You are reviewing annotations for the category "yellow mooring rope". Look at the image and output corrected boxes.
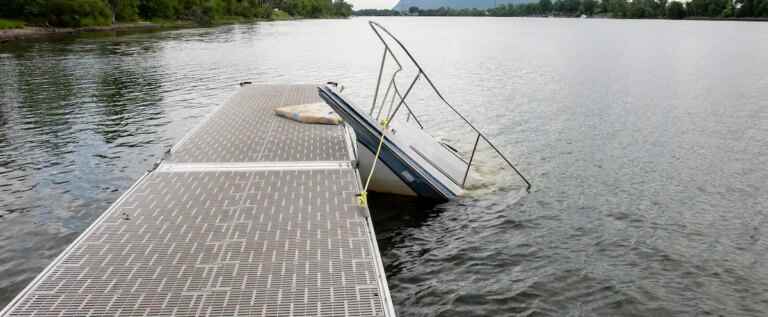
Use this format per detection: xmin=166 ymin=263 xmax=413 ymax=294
xmin=358 ymin=118 xmax=390 ymax=208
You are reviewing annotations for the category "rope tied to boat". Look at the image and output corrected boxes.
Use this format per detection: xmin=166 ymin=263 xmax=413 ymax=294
xmin=357 ymin=118 xmax=391 ymax=208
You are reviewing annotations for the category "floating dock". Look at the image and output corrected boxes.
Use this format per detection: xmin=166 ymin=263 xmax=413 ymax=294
xmin=1 ymin=85 xmax=395 ymax=317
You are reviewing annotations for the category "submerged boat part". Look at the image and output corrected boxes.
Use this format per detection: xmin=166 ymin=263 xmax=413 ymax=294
xmin=320 ymin=21 xmax=531 ymax=202
xmin=321 ymin=87 xmax=465 ymax=201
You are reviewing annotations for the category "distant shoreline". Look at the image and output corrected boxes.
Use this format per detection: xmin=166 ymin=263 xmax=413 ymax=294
xmin=352 ymin=14 xmax=768 ymax=22
xmin=0 ymin=13 xmax=342 ymax=43
xmin=0 ymin=18 xmax=300 ymax=43
xmin=2 ymin=15 xmax=765 ymax=44
xmin=683 ymin=16 xmax=768 ymax=21
xmin=0 ymin=15 xmax=360 ymax=44
xmin=0 ymin=23 xmax=164 ymax=43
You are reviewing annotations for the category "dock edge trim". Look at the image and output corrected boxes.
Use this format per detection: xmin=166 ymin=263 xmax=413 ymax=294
xmin=154 ymin=161 xmax=353 ymax=172
xmin=350 ymin=166 xmax=397 ymax=317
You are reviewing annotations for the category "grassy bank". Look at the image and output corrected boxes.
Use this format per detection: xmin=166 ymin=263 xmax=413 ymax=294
xmin=0 ymin=0 xmax=352 ymax=42
xmin=0 ymin=19 xmax=25 ymax=30
xmin=0 ymin=22 xmax=162 ymax=42
xmin=0 ymin=12 xmax=324 ymax=43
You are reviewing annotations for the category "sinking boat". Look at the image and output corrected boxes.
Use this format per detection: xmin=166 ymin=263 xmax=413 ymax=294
xmin=319 ymin=21 xmax=531 ymax=202
xmin=321 ymin=86 xmax=466 ymax=201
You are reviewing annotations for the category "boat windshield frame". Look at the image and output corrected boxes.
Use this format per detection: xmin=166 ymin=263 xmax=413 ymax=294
xmin=366 ymin=20 xmax=532 ymax=191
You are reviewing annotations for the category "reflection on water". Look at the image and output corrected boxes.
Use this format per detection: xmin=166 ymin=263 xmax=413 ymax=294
xmin=2 ymin=17 xmax=768 ymax=316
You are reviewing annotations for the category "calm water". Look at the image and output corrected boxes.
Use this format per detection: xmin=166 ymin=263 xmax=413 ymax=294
xmin=2 ymin=17 xmax=768 ymax=316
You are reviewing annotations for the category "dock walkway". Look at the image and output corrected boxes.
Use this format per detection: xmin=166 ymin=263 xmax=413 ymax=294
xmin=1 ymin=85 xmax=395 ymax=317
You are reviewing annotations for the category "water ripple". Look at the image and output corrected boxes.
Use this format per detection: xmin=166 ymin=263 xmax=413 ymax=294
xmin=2 ymin=17 xmax=768 ymax=316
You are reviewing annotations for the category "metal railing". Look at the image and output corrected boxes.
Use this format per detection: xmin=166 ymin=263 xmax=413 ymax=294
xmin=367 ymin=21 xmax=531 ymax=191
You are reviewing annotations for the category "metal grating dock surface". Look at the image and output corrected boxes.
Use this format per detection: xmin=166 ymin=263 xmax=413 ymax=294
xmin=170 ymin=85 xmax=350 ymax=163
xmin=1 ymin=85 xmax=394 ymax=317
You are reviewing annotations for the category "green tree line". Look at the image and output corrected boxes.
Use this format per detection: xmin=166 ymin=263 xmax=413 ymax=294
xmin=354 ymin=0 xmax=768 ymax=18
xmin=0 ymin=0 xmax=352 ymax=28
xmin=489 ymin=0 xmax=767 ymax=18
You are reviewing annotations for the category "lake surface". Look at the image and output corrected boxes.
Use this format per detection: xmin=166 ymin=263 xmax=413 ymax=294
xmin=2 ymin=17 xmax=768 ymax=316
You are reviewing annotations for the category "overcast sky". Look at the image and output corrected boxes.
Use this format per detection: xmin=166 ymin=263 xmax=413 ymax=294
xmin=348 ymin=0 xmax=398 ymax=10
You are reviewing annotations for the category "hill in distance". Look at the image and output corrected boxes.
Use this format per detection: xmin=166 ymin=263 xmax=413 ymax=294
xmin=392 ymin=0 xmax=536 ymax=10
